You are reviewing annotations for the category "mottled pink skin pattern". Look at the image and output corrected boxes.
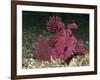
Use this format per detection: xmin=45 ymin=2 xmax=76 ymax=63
xmin=47 ymin=16 xmax=65 ymax=33
xmin=34 ymin=37 xmax=56 ymax=60
xmin=34 ymin=16 xmax=86 ymax=61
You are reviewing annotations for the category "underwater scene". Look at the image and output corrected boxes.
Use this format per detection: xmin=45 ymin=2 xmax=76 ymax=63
xmin=22 ymin=11 xmax=89 ymax=69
